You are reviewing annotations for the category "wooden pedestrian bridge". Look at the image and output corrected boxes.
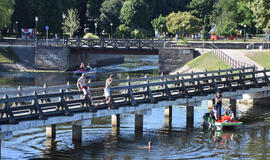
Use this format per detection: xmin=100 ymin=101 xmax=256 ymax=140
xmin=0 ymin=67 xmax=270 ymax=143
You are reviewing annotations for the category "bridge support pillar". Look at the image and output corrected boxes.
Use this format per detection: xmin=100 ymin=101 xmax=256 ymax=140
xmin=229 ymin=99 xmax=237 ymax=117
xmin=186 ymin=105 xmax=194 ymax=129
xmin=46 ymin=124 xmax=56 ymax=139
xmin=72 ymin=121 xmax=82 ymax=142
xmin=135 ymin=112 xmax=143 ymax=139
xmin=112 ymin=114 xmax=120 ymax=128
xmin=164 ymin=106 xmax=172 ymax=128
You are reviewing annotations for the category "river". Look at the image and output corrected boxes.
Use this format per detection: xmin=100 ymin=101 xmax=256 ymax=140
xmin=1 ymin=55 xmax=270 ymax=159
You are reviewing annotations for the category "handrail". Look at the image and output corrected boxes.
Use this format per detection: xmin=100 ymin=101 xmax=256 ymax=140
xmin=205 ymin=42 xmax=258 ymax=70
xmin=0 ymin=67 xmax=255 ymax=97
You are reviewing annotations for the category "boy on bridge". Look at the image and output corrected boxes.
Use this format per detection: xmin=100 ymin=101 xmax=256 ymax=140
xmin=77 ymin=73 xmax=93 ymax=106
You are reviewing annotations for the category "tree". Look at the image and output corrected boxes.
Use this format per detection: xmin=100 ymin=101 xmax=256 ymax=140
xmin=0 ymin=0 xmax=15 ymax=30
xmin=188 ymin=0 xmax=215 ymax=19
xmin=216 ymin=12 xmax=237 ymax=37
xmin=120 ymin=0 xmax=150 ymax=29
xmin=115 ymin=24 xmax=131 ymax=38
xmin=151 ymin=14 xmax=167 ymax=33
xmin=237 ymin=0 xmax=255 ymax=34
xmin=166 ymin=11 xmax=201 ymax=35
xmin=99 ymin=0 xmax=123 ymax=33
xmin=249 ymin=0 xmax=270 ymax=30
xmin=62 ymin=9 xmax=80 ymax=38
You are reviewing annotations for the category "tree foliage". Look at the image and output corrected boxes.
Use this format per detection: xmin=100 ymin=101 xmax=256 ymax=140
xmin=249 ymin=0 xmax=270 ymax=30
xmin=115 ymin=24 xmax=131 ymax=38
xmin=188 ymin=0 xmax=215 ymax=19
xmin=151 ymin=14 xmax=167 ymax=33
xmin=120 ymin=0 xmax=150 ymax=29
xmin=216 ymin=12 xmax=237 ymax=37
xmin=0 ymin=0 xmax=15 ymax=30
xmin=166 ymin=11 xmax=201 ymax=35
xmin=62 ymin=9 xmax=80 ymax=38
xmin=99 ymin=0 xmax=123 ymax=33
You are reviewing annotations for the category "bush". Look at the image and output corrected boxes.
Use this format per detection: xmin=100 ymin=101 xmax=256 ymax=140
xmin=115 ymin=24 xmax=132 ymax=38
xmin=83 ymin=33 xmax=99 ymax=39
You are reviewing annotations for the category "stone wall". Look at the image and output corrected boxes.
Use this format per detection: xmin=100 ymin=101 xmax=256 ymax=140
xmin=35 ymin=46 xmax=70 ymax=70
xmin=189 ymin=42 xmax=270 ymax=49
xmin=159 ymin=48 xmax=195 ymax=74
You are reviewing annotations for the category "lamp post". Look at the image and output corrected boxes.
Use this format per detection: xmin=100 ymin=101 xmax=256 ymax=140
xmin=62 ymin=13 xmax=66 ymax=42
xmin=182 ymin=24 xmax=185 ymax=39
xmin=244 ymin=24 xmax=246 ymax=42
xmin=94 ymin=23 xmax=97 ymax=35
xmin=160 ymin=24 xmax=163 ymax=38
xmin=35 ymin=16 xmax=38 ymax=40
xmin=110 ymin=23 xmax=113 ymax=39
xmin=15 ymin=21 xmax=18 ymax=39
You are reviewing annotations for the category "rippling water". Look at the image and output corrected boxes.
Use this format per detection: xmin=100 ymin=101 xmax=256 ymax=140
xmin=1 ymin=55 xmax=270 ymax=159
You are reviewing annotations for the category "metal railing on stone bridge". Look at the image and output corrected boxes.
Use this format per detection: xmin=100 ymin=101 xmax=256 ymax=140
xmin=205 ymin=42 xmax=258 ymax=70
xmin=36 ymin=38 xmax=172 ymax=50
xmin=1 ymin=66 xmax=269 ymax=124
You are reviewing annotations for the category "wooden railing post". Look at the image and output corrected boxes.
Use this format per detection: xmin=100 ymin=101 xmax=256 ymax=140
xmin=33 ymin=91 xmax=46 ymax=120
xmin=65 ymin=81 xmax=74 ymax=101
xmin=3 ymin=94 xmax=16 ymax=124
xmin=60 ymin=89 xmax=72 ymax=116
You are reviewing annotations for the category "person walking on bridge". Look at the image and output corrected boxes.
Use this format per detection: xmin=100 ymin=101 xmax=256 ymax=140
xmin=77 ymin=73 xmax=93 ymax=105
xmin=104 ymin=75 xmax=114 ymax=109
xmin=215 ymin=92 xmax=222 ymax=120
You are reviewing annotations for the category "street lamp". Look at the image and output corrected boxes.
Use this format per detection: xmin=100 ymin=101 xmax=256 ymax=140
xmin=35 ymin=16 xmax=38 ymax=42
xmin=15 ymin=21 xmax=18 ymax=39
xmin=244 ymin=24 xmax=246 ymax=42
xmin=62 ymin=13 xmax=66 ymax=42
xmin=160 ymin=24 xmax=163 ymax=38
xmin=110 ymin=23 xmax=113 ymax=39
xmin=94 ymin=23 xmax=97 ymax=35
xmin=182 ymin=24 xmax=185 ymax=39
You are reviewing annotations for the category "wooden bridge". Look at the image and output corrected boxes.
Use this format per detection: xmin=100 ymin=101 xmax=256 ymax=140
xmin=1 ymin=66 xmax=270 ymax=124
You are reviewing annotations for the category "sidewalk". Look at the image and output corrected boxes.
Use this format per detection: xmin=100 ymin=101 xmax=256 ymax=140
xmin=221 ymin=49 xmax=264 ymax=70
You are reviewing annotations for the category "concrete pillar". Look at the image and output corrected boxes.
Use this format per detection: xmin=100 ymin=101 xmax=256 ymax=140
xmin=72 ymin=121 xmax=82 ymax=142
xmin=46 ymin=124 xmax=56 ymax=139
xmin=208 ymin=99 xmax=216 ymax=108
xmin=164 ymin=106 xmax=172 ymax=128
xmin=229 ymin=99 xmax=237 ymax=118
xmin=45 ymin=138 xmax=56 ymax=150
xmin=111 ymin=114 xmax=120 ymax=128
xmin=135 ymin=113 xmax=143 ymax=139
xmin=186 ymin=105 xmax=194 ymax=129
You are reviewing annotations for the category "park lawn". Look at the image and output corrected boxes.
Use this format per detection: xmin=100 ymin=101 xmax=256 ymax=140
xmin=186 ymin=52 xmax=230 ymax=71
xmin=246 ymin=51 xmax=270 ymax=69
xmin=0 ymin=47 xmax=20 ymax=63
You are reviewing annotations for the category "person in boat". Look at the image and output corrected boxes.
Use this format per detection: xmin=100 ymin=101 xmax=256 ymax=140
xmin=86 ymin=63 xmax=92 ymax=71
xmin=79 ymin=62 xmax=86 ymax=71
xmin=77 ymin=73 xmax=93 ymax=105
xmin=215 ymin=92 xmax=222 ymax=120
xmin=224 ymin=104 xmax=235 ymax=121
xmin=210 ymin=105 xmax=218 ymax=120
xmin=104 ymin=75 xmax=114 ymax=109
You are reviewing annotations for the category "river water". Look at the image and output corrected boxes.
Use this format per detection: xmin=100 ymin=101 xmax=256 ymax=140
xmin=1 ymin=55 xmax=270 ymax=159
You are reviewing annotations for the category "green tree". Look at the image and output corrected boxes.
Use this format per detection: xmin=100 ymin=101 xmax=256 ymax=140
xmin=249 ymin=0 xmax=270 ymax=30
xmin=151 ymin=14 xmax=167 ymax=33
xmin=115 ymin=24 xmax=131 ymax=38
xmin=120 ymin=0 xmax=150 ymax=29
xmin=216 ymin=11 xmax=237 ymax=37
xmin=99 ymin=0 xmax=123 ymax=33
xmin=0 ymin=0 xmax=15 ymax=30
xmin=237 ymin=0 xmax=255 ymax=34
xmin=166 ymin=11 xmax=201 ymax=35
xmin=62 ymin=9 xmax=80 ymax=38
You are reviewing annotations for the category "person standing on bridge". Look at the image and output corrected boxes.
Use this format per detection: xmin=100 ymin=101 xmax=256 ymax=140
xmin=77 ymin=73 xmax=93 ymax=105
xmin=104 ymin=75 xmax=114 ymax=109
xmin=215 ymin=92 xmax=222 ymax=120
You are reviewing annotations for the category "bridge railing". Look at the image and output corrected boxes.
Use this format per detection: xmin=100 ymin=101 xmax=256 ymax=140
xmin=0 ymin=67 xmax=255 ymax=98
xmin=206 ymin=42 xmax=257 ymax=70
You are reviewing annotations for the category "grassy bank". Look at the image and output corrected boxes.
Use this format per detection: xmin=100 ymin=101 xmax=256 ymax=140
xmin=246 ymin=51 xmax=270 ymax=69
xmin=0 ymin=47 xmax=20 ymax=63
xmin=186 ymin=52 xmax=230 ymax=71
